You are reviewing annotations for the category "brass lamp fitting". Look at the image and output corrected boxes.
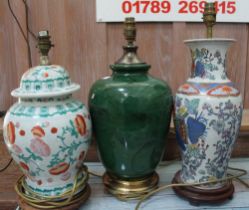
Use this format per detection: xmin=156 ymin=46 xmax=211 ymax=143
xmin=124 ymin=17 xmax=136 ymax=47
xmin=37 ymin=31 xmax=54 ymax=65
xmin=203 ymin=2 xmax=217 ymax=39
xmin=115 ymin=17 xmax=143 ymax=64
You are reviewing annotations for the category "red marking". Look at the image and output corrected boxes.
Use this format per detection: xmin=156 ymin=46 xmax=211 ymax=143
xmin=51 ymin=127 xmax=58 ymax=134
xmin=182 ymin=84 xmax=190 ymax=90
xmin=178 ymin=84 xmax=200 ymax=95
xmin=19 ymin=130 xmax=25 ymax=136
xmin=7 ymin=121 xmax=15 ymax=144
xmin=37 ymin=180 xmax=42 ymax=185
xmin=31 ymin=126 xmax=45 ymax=138
xmin=43 ymin=72 xmax=49 ymax=78
xmin=20 ymin=162 xmax=29 ymax=171
xmin=75 ymin=115 xmax=86 ymax=136
xmin=207 ymin=85 xmax=240 ymax=97
xmin=49 ymin=162 xmax=70 ymax=175
xmin=222 ymin=86 xmax=232 ymax=93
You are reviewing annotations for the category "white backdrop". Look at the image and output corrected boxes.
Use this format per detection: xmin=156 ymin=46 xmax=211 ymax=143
xmin=96 ymin=0 xmax=249 ymax=22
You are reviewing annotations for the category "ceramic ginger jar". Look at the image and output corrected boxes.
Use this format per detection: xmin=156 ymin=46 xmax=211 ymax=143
xmin=175 ymin=39 xmax=243 ymax=188
xmin=89 ymin=18 xmax=172 ymax=197
xmin=3 ymin=31 xmax=92 ymax=196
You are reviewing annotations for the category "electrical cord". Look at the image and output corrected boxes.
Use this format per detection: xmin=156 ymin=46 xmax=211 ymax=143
xmin=88 ymin=170 xmax=103 ymax=178
xmin=10 ymin=161 xmax=249 ymax=209
xmin=0 ymin=158 xmax=13 ymax=172
xmin=3 ymin=0 xmax=39 ymax=176
xmin=22 ymin=0 xmax=37 ymax=40
xmin=0 ymin=111 xmax=6 ymax=118
xmin=88 ymin=163 xmax=249 ymax=207
xmin=7 ymin=0 xmax=29 ymax=44
xmin=7 ymin=1 xmax=248 ymax=209
xmin=7 ymin=0 xmax=37 ymax=67
xmin=3 ymin=0 xmax=37 ymax=175
xmin=229 ymin=173 xmax=249 ymax=188
xmin=22 ymin=0 xmax=32 ymax=67
xmin=15 ymin=165 xmax=90 ymax=209
xmin=135 ymin=166 xmax=249 ymax=210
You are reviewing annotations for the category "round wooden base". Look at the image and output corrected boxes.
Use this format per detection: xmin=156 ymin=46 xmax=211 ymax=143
xmin=17 ymin=184 xmax=91 ymax=210
xmin=172 ymin=171 xmax=234 ymax=206
xmin=103 ymin=172 xmax=159 ymax=200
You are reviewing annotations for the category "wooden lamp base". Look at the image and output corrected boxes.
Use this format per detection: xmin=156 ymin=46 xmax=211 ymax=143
xmin=17 ymin=184 xmax=91 ymax=210
xmin=172 ymin=171 xmax=234 ymax=206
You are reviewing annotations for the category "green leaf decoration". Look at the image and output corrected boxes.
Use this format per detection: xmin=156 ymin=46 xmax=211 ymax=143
xmin=186 ymin=99 xmax=200 ymax=115
xmin=47 ymin=120 xmax=83 ymax=168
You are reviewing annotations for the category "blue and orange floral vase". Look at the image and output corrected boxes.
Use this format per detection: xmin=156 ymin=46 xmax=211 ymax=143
xmin=172 ymin=3 xmax=243 ymax=204
xmin=3 ymin=31 xmax=92 ymax=200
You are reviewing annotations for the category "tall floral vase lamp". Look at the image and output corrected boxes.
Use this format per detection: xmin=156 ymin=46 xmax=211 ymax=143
xmin=172 ymin=2 xmax=243 ymax=205
xmin=3 ymin=31 xmax=92 ymax=210
xmin=89 ymin=17 xmax=173 ymax=199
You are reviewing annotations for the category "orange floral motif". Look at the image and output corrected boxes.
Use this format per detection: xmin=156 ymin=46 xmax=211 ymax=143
xmin=222 ymin=86 xmax=232 ymax=93
xmin=7 ymin=121 xmax=15 ymax=144
xmin=207 ymin=85 xmax=239 ymax=97
xmin=182 ymin=84 xmax=190 ymax=90
xmin=49 ymin=162 xmax=70 ymax=175
xmin=31 ymin=126 xmax=45 ymax=138
xmin=74 ymin=115 xmax=86 ymax=136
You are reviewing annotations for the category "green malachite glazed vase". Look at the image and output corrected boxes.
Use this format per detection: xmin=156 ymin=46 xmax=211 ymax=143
xmin=89 ymin=18 xmax=172 ymax=197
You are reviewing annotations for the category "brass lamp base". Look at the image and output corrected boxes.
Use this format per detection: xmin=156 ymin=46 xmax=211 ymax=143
xmin=103 ymin=172 xmax=159 ymax=200
xmin=172 ymin=170 xmax=234 ymax=206
xmin=16 ymin=183 xmax=91 ymax=210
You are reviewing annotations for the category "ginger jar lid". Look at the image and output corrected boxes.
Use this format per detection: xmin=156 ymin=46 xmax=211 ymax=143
xmin=11 ymin=31 xmax=80 ymax=98
xmin=12 ymin=65 xmax=80 ymax=98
